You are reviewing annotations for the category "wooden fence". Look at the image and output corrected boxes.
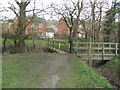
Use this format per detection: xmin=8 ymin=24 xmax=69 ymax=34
xmin=73 ymin=42 xmax=119 ymax=60
xmin=46 ymin=40 xmax=69 ymax=53
xmin=46 ymin=40 xmax=119 ymax=60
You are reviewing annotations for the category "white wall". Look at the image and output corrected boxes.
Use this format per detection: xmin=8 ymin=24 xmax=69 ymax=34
xmin=78 ymin=33 xmax=85 ymax=38
xmin=46 ymin=32 xmax=54 ymax=38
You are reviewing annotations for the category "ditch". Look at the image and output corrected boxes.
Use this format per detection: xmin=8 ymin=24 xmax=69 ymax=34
xmin=91 ymin=59 xmax=120 ymax=89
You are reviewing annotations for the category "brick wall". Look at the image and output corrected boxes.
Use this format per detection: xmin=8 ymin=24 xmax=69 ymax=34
xmin=56 ymin=19 xmax=69 ymax=35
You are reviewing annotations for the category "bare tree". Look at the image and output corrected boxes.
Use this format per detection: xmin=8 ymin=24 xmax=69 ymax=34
xmin=2 ymin=23 xmax=9 ymax=53
xmin=116 ymin=1 xmax=120 ymax=54
xmin=6 ymin=0 xmax=31 ymax=52
xmin=89 ymin=0 xmax=96 ymax=42
xmin=2 ymin=0 xmax=46 ymax=52
xmin=51 ymin=0 xmax=84 ymax=53
xmin=118 ymin=14 xmax=120 ymax=54
xmin=95 ymin=1 xmax=103 ymax=42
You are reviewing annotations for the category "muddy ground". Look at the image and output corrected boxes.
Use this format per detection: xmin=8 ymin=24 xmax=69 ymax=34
xmin=40 ymin=53 xmax=70 ymax=88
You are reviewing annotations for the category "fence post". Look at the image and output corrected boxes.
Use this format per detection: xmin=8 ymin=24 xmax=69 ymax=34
xmin=74 ymin=42 xmax=78 ymax=55
xmin=48 ymin=40 xmax=49 ymax=47
xmin=88 ymin=40 xmax=92 ymax=66
xmin=115 ymin=43 xmax=118 ymax=56
xmin=102 ymin=43 xmax=105 ymax=60
xmin=76 ymin=42 xmax=78 ymax=55
xmin=68 ymin=43 xmax=70 ymax=49
xmin=58 ymin=42 xmax=61 ymax=53
xmin=52 ymin=41 xmax=54 ymax=50
xmin=89 ymin=41 xmax=92 ymax=59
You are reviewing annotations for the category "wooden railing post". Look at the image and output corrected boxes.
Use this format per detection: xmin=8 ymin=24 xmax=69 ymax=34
xmin=102 ymin=43 xmax=105 ymax=60
xmin=48 ymin=40 xmax=50 ymax=47
xmin=58 ymin=42 xmax=61 ymax=53
xmin=89 ymin=41 xmax=92 ymax=59
xmin=68 ymin=43 xmax=70 ymax=49
xmin=49 ymin=41 xmax=51 ymax=46
xmin=115 ymin=43 xmax=118 ymax=56
xmin=53 ymin=41 xmax=54 ymax=47
xmin=88 ymin=40 xmax=92 ymax=66
xmin=58 ymin=42 xmax=60 ymax=53
xmin=76 ymin=42 xmax=78 ymax=55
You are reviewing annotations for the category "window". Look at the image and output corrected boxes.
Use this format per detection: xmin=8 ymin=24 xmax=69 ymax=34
xmin=39 ymin=24 xmax=42 ymax=28
xmin=39 ymin=32 xmax=42 ymax=36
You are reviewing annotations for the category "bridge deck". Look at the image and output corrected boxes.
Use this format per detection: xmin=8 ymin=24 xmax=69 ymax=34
xmin=78 ymin=55 xmax=113 ymax=60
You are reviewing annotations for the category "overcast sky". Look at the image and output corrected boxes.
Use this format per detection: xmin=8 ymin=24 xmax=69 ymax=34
xmin=0 ymin=0 xmax=118 ymax=20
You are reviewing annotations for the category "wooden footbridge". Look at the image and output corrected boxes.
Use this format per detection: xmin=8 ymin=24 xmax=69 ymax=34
xmin=46 ymin=40 xmax=119 ymax=60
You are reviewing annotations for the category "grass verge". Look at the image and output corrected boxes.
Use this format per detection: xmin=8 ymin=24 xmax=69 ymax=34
xmin=0 ymin=54 xmax=2 ymax=89
xmin=58 ymin=55 xmax=112 ymax=88
xmin=100 ymin=55 xmax=120 ymax=74
xmin=2 ymin=52 xmax=52 ymax=88
xmin=0 ymin=38 xmax=46 ymax=46
xmin=97 ymin=55 xmax=120 ymax=88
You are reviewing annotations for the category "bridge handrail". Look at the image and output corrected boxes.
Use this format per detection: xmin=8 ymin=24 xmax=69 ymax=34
xmin=46 ymin=40 xmax=119 ymax=60
xmin=46 ymin=40 xmax=69 ymax=52
xmin=73 ymin=42 xmax=119 ymax=60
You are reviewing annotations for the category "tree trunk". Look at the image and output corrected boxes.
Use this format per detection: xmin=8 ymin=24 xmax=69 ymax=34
xmin=2 ymin=37 xmax=7 ymax=53
xmin=17 ymin=2 xmax=26 ymax=52
xmin=91 ymin=2 xmax=95 ymax=42
xmin=69 ymin=28 xmax=73 ymax=53
xmin=33 ymin=39 xmax=35 ymax=50
xmin=118 ymin=11 xmax=120 ymax=54
xmin=14 ymin=39 xmax=18 ymax=47
xmin=18 ymin=37 xmax=25 ymax=52
xmin=69 ymin=35 xmax=73 ymax=53
xmin=118 ymin=22 xmax=120 ymax=54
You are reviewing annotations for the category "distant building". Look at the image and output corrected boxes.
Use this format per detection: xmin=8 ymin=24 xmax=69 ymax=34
xmin=77 ymin=25 xmax=86 ymax=38
xmin=5 ymin=19 xmax=48 ymax=38
xmin=56 ymin=19 xmax=69 ymax=36
xmin=3 ymin=18 xmax=89 ymax=39
xmin=45 ymin=28 xmax=55 ymax=38
xmin=56 ymin=19 xmax=86 ymax=38
xmin=49 ymin=24 xmax=57 ymax=31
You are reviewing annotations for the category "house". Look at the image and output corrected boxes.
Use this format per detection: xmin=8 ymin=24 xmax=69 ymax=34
xmin=77 ymin=25 xmax=86 ymax=38
xmin=2 ymin=23 xmax=9 ymax=31
xmin=56 ymin=19 xmax=86 ymax=38
xmin=1 ymin=22 xmax=8 ymax=37
xmin=78 ymin=30 xmax=85 ymax=38
xmin=2 ymin=16 xmax=60 ymax=39
xmin=28 ymin=23 xmax=47 ymax=37
xmin=2 ymin=21 xmax=16 ymax=38
xmin=56 ymin=19 xmax=69 ymax=36
xmin=45 ymin=28 xmax=55 ymax=38
xmin=29 ymin=17 xmax=47 ymax=37
xmin=6 ymin=18 xmax=48 ymax=38
xmin=49 ymin=24 xmax=57 ymax=31
xmin=7 ymin=20 xmax=32 ymax=36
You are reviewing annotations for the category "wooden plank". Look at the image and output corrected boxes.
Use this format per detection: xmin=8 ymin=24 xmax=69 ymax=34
xmin=104 ymin=54 xmax=116 ymax=56
xmin=77 ymin=54 xmax=115 ymax=56
xmin=115 ymin=43 xmax=118 ymax=55
xmin=73 ymin=42 xmax=118 ymax=45
xmin=74 ymin=47 xmax=118 ymax=50
xmin=78 ymin=57 xmax=113 ymax=60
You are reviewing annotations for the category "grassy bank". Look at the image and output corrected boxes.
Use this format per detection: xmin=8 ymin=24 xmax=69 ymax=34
xmin=0 ymin=38 xmax=46 ymax=46
xmin=97 ymin=55 xmax=120 ymax=88
xmin=2 ymin=53 xmax=113 ymax=88
xmin=99 ymin=56 xmax=120 ymax=74
xmin=0 ymin=38 xmax=14 ymax=45
xmin=0 ymin=57 xmax=2 ymax=89
xmin=58 ymin=55 xmax=112 ymax=88
xmin=2 ymin=53 xmax=52 ymax=88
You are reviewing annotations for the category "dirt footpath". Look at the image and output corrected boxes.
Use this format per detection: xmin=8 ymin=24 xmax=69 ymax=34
xmin=40 ymin=53 xmax=70 ymax=88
